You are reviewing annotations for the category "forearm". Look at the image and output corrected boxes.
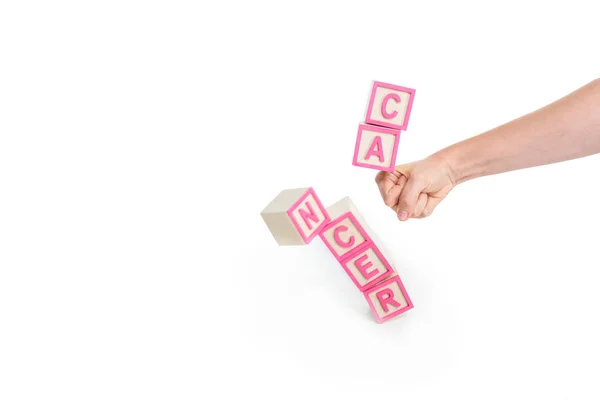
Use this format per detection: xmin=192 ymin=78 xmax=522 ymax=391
xmin=437 ymin=78 xmax=600 ymax=184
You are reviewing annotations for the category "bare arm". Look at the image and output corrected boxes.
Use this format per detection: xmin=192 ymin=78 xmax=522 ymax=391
xmin=376 ymin=78 xmax=600 ymax=221
xmin=441 ymin=78 xmax=600 ymax=184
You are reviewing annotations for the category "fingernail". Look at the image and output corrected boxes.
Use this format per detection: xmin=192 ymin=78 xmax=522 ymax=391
xmin=398 ymin=211 xmax=409 ymax=221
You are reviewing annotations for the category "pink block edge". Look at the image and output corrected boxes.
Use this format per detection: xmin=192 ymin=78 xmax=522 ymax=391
xmin=363 ymin=274 xmax=414 ymax=324
xmin=352 ymin=123 xmax=401 ymax=172
xmin=318 ymin=211 xmax=373 ymax=261
xmin=365 ymin=81 xmax=416 ymax=131
xmin=339 ymin=241 xmax=395 ymax=292
xmin=286 ymin=187 xmax=331 ymax=244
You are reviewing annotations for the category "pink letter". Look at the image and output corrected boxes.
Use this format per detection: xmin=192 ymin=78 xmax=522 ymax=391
xmin=333 ymin=225 xmax=355 ymax=248
xmin=365 ymin=136 xmax=384 ymax=162
xmin=354 ymin=254 xmax=379 ymax=279
xmin=376 ymin=288 xmax=401 ymax=313
xmin=381 ymin=93 xmax=401 ymax=119
xmin=298 ymin=201 xmax=320 ymax=230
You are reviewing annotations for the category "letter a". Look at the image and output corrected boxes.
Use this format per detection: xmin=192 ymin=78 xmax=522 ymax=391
xmin=365 ymin=136 xmax=384 ymax=162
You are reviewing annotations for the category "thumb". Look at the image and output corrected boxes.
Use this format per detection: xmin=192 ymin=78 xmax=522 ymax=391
xmin=396 ymin=177 xmax=425 ymax=221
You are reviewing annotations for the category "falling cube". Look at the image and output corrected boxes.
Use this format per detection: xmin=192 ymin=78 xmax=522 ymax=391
xmin=319 ymin=198 xmax=373 ymax=261
xmin=340 ymin=242 xmax=394 ymax=292
xmin=364 ymin=275 xmax=413 ymax=323
xmin=365 ymin=81 xmax=416 ymax=130
xmin=261 ymin=187 xmax=330 ymax=246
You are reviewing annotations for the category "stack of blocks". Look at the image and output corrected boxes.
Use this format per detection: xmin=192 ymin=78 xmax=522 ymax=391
xmin=261 ymin=81 xmax=416 ymax=324
xmin=353 ymin=81 xmax=416 ymax=172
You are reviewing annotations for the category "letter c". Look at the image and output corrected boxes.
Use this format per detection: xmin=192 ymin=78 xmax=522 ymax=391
xmin=381 ymin=93 xmax=401 ymax=119
xmin=333 ymin=225 xmax=355 ymax=248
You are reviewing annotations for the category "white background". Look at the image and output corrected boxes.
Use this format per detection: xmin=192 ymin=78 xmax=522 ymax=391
xmin=1 ymin=1 xmax=600 ymax=399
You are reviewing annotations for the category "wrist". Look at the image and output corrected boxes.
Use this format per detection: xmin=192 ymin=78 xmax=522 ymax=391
xmin=432 ymin=142 xmax=479 ymax=185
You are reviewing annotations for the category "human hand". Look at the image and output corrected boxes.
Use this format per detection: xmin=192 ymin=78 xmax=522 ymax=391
xmin=375 ymin=155 xmax=456 ymax=221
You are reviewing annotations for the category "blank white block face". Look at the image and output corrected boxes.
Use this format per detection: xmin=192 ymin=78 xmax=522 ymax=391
xmin=288 ymin=190 xmax=329 ymax=243
xmin=319 ymin=213 xmax=370 ymax=261
xmin=353 ymin=124 xmax=400 ymax=171
xmin=341 ymin=245 xmax=392 ymax=289
xmin=365 ymin=82 xmax=416 ymax=131
xmin=366 ymin=277 xmax=409 ymax=321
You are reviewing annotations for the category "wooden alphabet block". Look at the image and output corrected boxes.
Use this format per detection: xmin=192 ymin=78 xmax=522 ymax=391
xmin=319 ymin=199 xmax=373 ymax=261
xmin=321 ymin=197 xmax=397 ymax=289
xmin=261 ymin=187 xmax=330 ymax=246
xmin=364 ymin=275 xmax=413 ymax=323
xmin=352 ymin=123 xmax=401 ymax=172
xmin=365 ymin=81 xmax=416 ymax=130
xmin=327 ymin=196 xmax=389 ymax=255
xmin=340 ymin=242 xmax=394 ymax=292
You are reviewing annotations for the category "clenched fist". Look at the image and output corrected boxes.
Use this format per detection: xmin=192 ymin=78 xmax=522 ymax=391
xmin=375 ymin=155 xmax=456 ymax=221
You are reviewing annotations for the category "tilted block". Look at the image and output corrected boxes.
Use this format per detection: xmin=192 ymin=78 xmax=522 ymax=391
xmin=323 ymin=196 xmax=389 ymax=244
xmin=319 ymin=202 xmax=372 ymax=261
xmin=364 ymin=275 xmax=413 ymax=323
xmin=352 ymin=123 xmax=401 ymax=172
xmin=365 ymin=81 xmax=416 ymax=130
xmin=321 ymin=197 xmax=396 ymax=290
xmin=261 ymin=187 xmax=330 ymax=245
xmin=340 ymin=242 xmax=394 ymax=292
